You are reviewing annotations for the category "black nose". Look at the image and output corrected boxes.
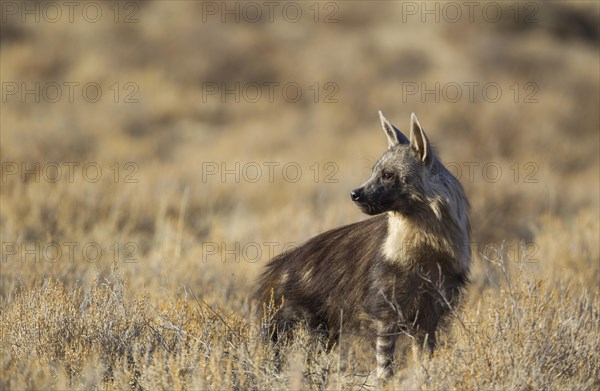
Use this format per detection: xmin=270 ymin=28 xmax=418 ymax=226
xmin=350 ymin=188 xmax=363 ymax=201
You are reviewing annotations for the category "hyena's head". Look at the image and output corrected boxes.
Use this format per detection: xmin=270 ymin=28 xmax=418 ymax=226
xmin=351 ymin=111 xmax=436 ymax=217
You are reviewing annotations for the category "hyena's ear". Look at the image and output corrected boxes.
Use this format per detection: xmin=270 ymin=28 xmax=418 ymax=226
xmin=409 ymin=113 xmax=433 ymax=166
xmin=379 ymin=111 xmax=409 ymax=148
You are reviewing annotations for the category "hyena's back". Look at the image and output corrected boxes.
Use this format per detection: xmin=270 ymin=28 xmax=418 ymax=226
xmin=254 ymin=214 xmax=388 ymax=338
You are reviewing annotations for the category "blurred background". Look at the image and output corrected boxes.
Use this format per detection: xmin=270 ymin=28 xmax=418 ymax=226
xmin=1 ymin=1 xmax=599 ymax=389
xmin=1 ymin=0 xmax=598 ymax=301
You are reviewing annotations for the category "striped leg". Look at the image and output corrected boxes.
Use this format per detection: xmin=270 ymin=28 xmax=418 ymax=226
xmin=375 ymin=323 xmax=397 ymax=380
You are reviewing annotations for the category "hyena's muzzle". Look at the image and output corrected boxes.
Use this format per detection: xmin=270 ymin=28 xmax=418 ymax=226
xmin=350 ymin=182 xmax=394 ymax=216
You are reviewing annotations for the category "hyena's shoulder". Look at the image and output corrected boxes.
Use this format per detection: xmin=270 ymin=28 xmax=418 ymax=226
xmin=254 ymin=215 xmax=389 ymax=304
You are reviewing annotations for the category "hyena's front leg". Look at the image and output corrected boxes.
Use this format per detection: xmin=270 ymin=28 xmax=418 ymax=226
xmin=375 ymin=321 xmax=397 ymax=380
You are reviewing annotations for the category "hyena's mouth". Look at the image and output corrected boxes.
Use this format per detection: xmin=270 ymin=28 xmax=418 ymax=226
xmin=355 ymin=201 xmax=386 ymax=216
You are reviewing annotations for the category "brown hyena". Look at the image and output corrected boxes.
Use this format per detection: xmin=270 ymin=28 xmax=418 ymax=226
xmin=254 ymin=112 xmax=471 ymax=380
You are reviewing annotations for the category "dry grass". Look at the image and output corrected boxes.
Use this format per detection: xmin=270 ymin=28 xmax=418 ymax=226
xmin=1 ymin=1 xmax=599 ymax=390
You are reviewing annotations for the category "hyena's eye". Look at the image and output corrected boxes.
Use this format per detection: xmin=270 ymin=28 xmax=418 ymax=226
xmin=381 ymin=171 xmax=394 ymax=181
